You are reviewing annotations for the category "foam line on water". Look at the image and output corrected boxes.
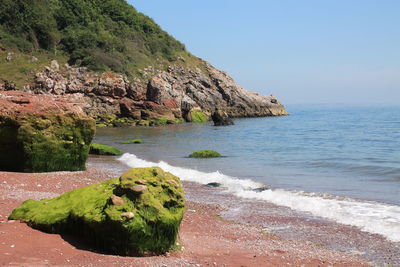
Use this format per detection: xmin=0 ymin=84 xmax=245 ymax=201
xmin=118 ymin=153 xmax=261 ymax=189
xmin=118 ymin=153 xmax=400 ymax=242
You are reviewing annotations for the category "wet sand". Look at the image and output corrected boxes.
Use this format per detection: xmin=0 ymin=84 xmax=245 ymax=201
xmin=0 ymin=158 xmax=397 ymax=266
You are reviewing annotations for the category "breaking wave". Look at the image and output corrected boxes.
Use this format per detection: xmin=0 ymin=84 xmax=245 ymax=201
xmin=119 ymin=153 xmax=400 ymax=242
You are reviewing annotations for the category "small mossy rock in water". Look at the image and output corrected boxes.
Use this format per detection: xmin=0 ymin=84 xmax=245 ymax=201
xmin=0 ymin=91 xmax=95 ymax=172
xmin=252 ymin=186 xmax=271 ymax=192
xmin=89 ymin=143 xmax=122 ymax=156
xmin=189 ymin=150 xmax=222 ymax=158
xmin=120 ymin=139 xmax=143 ymax=144
xmin=9 ymin=167 xmax=185 ymax=255
xmin=211 ymin=109 xmax=234 ymax=126
xmin=205 ymin=182 xmax=222 ymax=187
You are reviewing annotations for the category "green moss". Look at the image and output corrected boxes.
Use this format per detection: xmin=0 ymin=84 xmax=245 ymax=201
xmin=189 ymin=150 xmax=222 ymax=158
xmin=96 ymin=123 xmax=107 ymax=128
xmin=89 ymin=143 xmax=122 ymax=156
xmin=96 ymin=115 xmax=139 ymax=128
xmin=153 ymin=117 xmax=169 ymax=125
xmin=9 ymin=167 xmax=185 ymax=255
xmin=137 ymin=120 xmax=150 ymax=127
xmin=189 ymin=110 xmax=208 ymax=123
xmin=120 ymin=139 xmax=143 ymax=144
xmin=146 ymin=118 xmax=176 ymax=127
xmin=0 ymin=113 xmax=95 ymax=172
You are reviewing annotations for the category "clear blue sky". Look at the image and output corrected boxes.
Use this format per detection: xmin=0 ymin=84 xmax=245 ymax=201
xmin=130 ymin=0 xmax=400 ymax=105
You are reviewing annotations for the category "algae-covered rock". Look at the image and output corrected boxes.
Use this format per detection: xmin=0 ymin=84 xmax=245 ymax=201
xmin=186 ymin=109 xmax=208 ymax=123
xmin=189 ymin=150 xmax=222 ymax=158
xmin=120 ymin=139 xmax=143 ymax=144
xmin=89 ymin=143 xmax=122 ymax=156
xmin=9 ymin=167 xmax=185 ymax=255
xmin=205 ymin=182 xmax=222 ymax=187
xmin=0 ymin=91 xmax=96 ymax=172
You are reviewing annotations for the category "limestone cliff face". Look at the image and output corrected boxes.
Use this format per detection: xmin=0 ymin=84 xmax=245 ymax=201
xmin=22 ymin=59 xmax=287 ymax=124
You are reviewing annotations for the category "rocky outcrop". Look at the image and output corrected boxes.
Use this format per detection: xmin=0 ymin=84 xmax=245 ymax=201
xmin=0 ymin=79 xmax=16 ymax=91
xmin=0 ymin=91 xmax=95 ymax=172
xmin=141 ymin=61 xmax=288 ymax=118
xmin=9 ymin=167 xmax=185 ymax=256
xmin=22 ymin=59 xmax=287 ymax=125
xmin=212 ymin=109 xmax=234 ymax=126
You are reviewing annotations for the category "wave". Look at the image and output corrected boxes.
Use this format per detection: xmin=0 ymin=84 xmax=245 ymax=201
xmin=118 ymin=153 xmax=400 ymax=243
xmin=308 ymin=160 xmax=400 ymax=180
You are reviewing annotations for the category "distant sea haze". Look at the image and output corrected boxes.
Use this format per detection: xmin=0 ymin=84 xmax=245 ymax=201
xmin=95 ymin=105 xmax=400 ymax=242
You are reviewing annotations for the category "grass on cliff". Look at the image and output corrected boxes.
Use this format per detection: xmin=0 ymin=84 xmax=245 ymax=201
xmin=0 ymin=49 xmax=67 ymax=89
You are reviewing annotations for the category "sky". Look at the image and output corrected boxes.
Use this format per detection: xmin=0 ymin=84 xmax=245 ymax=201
xmin=130 ymin=0 xmax=400 ymax=105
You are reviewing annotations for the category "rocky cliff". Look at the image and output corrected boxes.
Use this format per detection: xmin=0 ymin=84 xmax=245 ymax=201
xmin=19 ymin=59 xmax=287 ymax=126
xmin=0 ymin=0 xmax=287 ymax=126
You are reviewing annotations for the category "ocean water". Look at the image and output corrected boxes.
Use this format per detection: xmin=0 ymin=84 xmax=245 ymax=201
xmin=94 ymin=105 xmax=400 ymax=242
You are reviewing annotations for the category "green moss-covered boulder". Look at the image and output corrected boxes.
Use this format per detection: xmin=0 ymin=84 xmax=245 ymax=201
xmin=9 ymin=167 xmax=185 ymax=255
xmin=186 ymin=109 xmax=208 ymax=123
xmin=189 ymin=150 xmax=222 ymax=158
xmin=120 ymin=139 xmax=143 ymax=144
xmin=0 ymin=91 xmax=96 ymax=172
xmin=89 ymin=143 xmax=122 ymax=156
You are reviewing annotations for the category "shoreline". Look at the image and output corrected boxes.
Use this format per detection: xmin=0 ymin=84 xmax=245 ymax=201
xmin=116 ymin=152 xmax=400 ymax=244
xmin=0 ymin=159 xmax=398 ymax=266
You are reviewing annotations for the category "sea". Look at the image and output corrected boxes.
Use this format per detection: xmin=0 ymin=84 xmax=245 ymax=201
xmin=94 ymin=104 xmax=400 ymax=243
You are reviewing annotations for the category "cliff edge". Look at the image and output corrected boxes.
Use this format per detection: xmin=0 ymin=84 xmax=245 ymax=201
xmin=18 ymin=58 xmax=287 ymax=125
xmin=0 ymin=0 xmax=287 ymax=125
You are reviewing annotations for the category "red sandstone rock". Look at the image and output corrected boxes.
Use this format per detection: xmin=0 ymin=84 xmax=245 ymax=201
xmin=0 ymin=91 xmax=85 ymax=118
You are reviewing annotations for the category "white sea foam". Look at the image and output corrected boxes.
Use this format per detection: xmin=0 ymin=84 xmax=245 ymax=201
xmin=118 ymin=153 xmax=400 ymax=243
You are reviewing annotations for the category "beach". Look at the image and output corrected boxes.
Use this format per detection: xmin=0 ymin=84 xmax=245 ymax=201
xmin=0 ymin=159 xmax=388 ymax=267
xmin=2 ymin=105 xmax=400 ymax=266
xmin=1 ymin=0 xmax=398 ymax=265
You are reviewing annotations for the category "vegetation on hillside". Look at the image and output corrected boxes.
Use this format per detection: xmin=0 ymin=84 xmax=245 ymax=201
xmin=0 ymin=0 xmax=188 ymax=77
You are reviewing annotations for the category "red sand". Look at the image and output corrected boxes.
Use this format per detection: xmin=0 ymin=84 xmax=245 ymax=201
xmin=0 ymin=166 xmax=372 ymax=266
